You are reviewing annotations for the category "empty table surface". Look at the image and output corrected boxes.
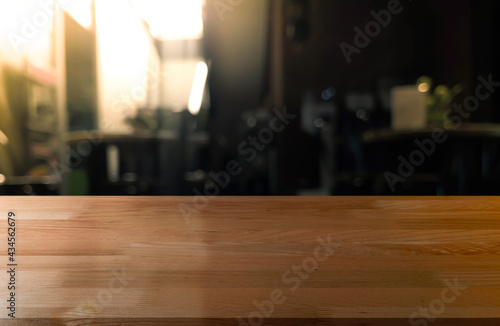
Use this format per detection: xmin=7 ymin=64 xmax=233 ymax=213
xmin=1 ymin=196 xmax=500 ymax=325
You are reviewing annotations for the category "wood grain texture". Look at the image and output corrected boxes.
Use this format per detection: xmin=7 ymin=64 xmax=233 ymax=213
xmin=1 ymin=196 xmax=500 ymax=325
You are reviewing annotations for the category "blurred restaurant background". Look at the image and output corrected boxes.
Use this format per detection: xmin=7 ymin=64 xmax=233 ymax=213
xmin=0 ymin=0 xmax=499 ymax=196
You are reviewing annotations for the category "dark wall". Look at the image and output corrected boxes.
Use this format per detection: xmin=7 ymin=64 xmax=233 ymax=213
xmin=469 ymin=0 xmax=500 ymax=122
xmin=202 ymin=0 xmax=496 ymax=194
xmin=280 ymin=0 xmax=476 ymax=193
xmin=284 ymin=0 xmax=472 ymax=103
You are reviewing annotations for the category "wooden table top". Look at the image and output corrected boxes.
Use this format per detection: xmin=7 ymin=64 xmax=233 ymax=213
xmin=1 ymin=196 xmax=500 ymax=325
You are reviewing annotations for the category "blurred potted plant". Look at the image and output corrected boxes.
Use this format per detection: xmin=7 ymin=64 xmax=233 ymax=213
xmin=416 ymin=76 xmax=463 ymax=126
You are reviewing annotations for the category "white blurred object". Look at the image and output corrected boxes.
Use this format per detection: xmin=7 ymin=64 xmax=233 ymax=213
xmin=188 ymin=61 xmax=208 ymax=115
xmin=129 ymin=0 xmax=204 ymax=40
xmin=391 ymin=85 xmax=427 ymax=130
xmin=106 ymin=145 xmax=120 ymax=182
xmin=0 ymin=130 xmax=8 ymax=145
xmin=60 ymin=0 xmax=93 ymax=29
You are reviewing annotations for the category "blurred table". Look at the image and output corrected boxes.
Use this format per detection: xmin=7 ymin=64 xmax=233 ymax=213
xmin=362 ymin=123 xmax=500 ymax=195
xmin=64 ymin=130 xmax=209 ymax=195
xmin=0 ymin=176 xmax=60 ymax=195
xmin=1 ymin=196 xmax=500 ymax=325
xmin=363 ymin=123 xmax=500 ymax=143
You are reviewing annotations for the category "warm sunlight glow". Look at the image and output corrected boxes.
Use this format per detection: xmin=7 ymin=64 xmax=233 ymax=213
xmin=130 ymin=0 xmax=204 ymax=40
xmin=96 ymin=0 xmax=150 ymax=80
xmin=95 ymin=0 xmax=155 ymax=133
xmin=188 ymin=62 xmax=208 ymax=115
xmin=0 ymin=1 xmax=24 ymax=33
xmin=0 ymin=0 xmax=52 ymax=64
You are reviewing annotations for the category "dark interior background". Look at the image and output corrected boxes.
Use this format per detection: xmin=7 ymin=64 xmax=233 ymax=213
xmin=1 ymin=0 xmax=499 ymax=196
